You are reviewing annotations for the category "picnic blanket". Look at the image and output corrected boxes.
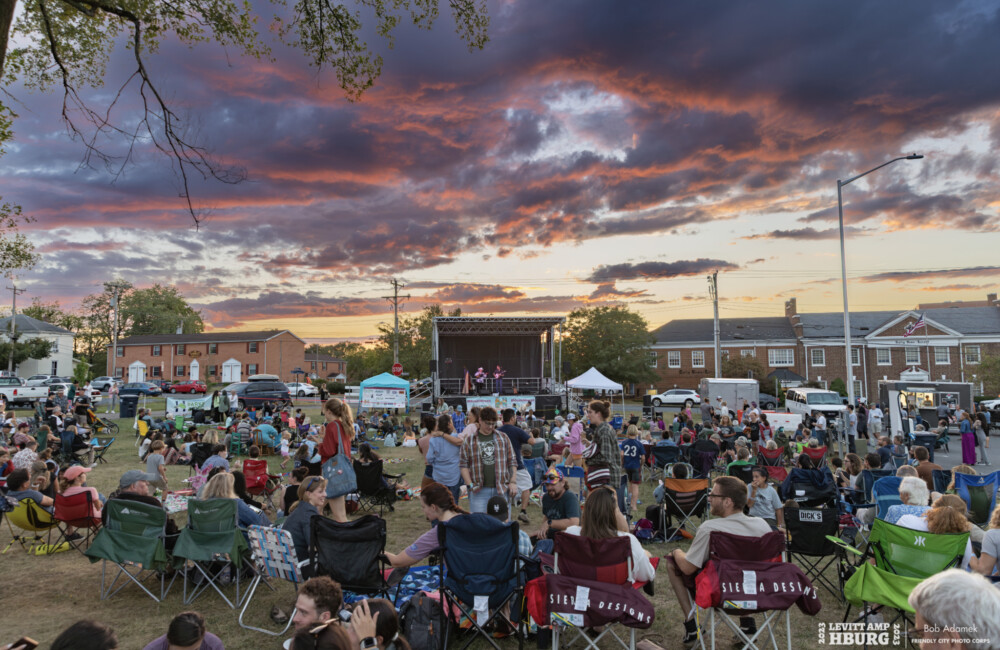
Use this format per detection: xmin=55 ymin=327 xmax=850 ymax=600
xmin=342 ymin=565 xmax=439 ymax=608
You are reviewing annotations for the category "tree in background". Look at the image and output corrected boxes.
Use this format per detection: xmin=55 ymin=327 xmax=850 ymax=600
xmin=720 ymin=354 xmax=769 ymax=380
xmin=562 ymin=306 xmax=656 ymax=386
xmin=0 ymin=337 xmax=52 ymax=370
xmin=20 ymin=298 xmax=86 ymax=356
xmin=978 ymin=355 xmax=1000 ymax=398
xmin=830 ymin=377 xmax=848 ymax=398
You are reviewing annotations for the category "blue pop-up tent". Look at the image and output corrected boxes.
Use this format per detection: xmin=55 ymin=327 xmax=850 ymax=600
xmin=358 ymin=372 xmax=411 ymax=410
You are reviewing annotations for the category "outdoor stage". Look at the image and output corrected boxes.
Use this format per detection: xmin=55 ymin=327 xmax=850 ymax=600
xmin=430 ymin=316 xmax=566 ymax=418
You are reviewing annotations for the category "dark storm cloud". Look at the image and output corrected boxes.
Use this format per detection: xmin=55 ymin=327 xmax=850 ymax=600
xmin=588 ymin=259 xmax=740 ymax=283
xmin=858 ymin=266 xmax=1000 ymax=284
xmin=742 ymin=226 xmax=870 ymax=240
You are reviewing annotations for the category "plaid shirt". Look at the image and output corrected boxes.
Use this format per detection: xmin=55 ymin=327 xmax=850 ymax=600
xmin=451 ymin=411 xmax=466 ymax=432
xmin=460 ymin=430 xmax=516 ymax=490
xmin=592 ymin=422 xmax=622 ymax=489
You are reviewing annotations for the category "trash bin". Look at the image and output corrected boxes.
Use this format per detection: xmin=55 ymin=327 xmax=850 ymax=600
xmin=912 ymin=433 xmax=937 ymax=463
xmin=120 ymin=395 xmax=139 ymax=419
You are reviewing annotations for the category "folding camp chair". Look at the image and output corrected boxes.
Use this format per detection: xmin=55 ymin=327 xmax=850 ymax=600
xmin=784 ymin=507 xmax=840 ymax=599
xmin=438 ymin=513 xmax=524 ymax=650
xmin=84 ymin=499 xmax=176 ymax=602
xmin=841 ymin=518 xmax=968 ymax=629
xmin=727 ymin=464 xmax=755 ymax=485
xmin=189 ymin=441 xmax=214 ymax=474
xmin=134 ymin=418 xmax=149 ymax=446
xmin=173 ymin=498 xmax=252 ymax=608
xmin=91 ymin=436 xmax=115 ymax=465
xmin=242 ymin=458 xmax=281 ymax=509
xmin=556 ymin=464 xmax=587 ymax=496
xmin=953 ymin=470 xmax=1000 ymax=526
xmin=649 ymin=446 xmax=681 ymax=483
xmin=549 ymin=533 xmax=653 ymax=650
xmin=757 ymin=447 xmax=788 ymax=482
xmin=889 ymin=454 xmax=910 ymax=471
xmin=693 ymin=531 xmax=819 ymax=650
xmin=691 ymin=450 xmax=718 ymax=479
xmin=252 ymin=428 xmax=276 ymax=455
xmin=870 ymin=476 xmax=903 ymax=521
xmin=310 ymin=514 xmax=400 ymax=602
xmin=659 ymin=476 xmax=709 ymax=538
xmin=353 ymin=459 xmax=402 ymax=515
xmin=2 ymin=498 xmax=60 ymax=554
xmin=239 ymin=526 xmax=306 ymax=636
xmin=781 ymin=468 xmax=838 ymax=508
xmin=857 ymin=469 xmax=893 ymax=505
xmin=801 ymin=445 xmax=828 ymax=469
xmin=53 ymin=491 xmax=102 ymax=552
xmin=932 ymin=469 xmax=952 ymax=495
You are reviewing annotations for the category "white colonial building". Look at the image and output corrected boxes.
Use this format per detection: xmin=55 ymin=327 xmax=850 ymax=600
xmin=0 ymin=314 xmax=76 ymax=377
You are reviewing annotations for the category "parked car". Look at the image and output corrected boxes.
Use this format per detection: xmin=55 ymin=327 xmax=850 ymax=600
xmin=285 ymin=382 xmax=318 ymax=397
xmin=119 ymin=382 xmax=163 ymax=396
xmin=147 ymin=378 xmax=173 ymax=392
xmin=25 ymin=374 xmax=59 ymax=386
xmin=651 ymin=388 xmax=702 ymax=408
xmin=224 ymin=380 xmax=291 ymax=409
xmin=979 ymin=398 xmax=1000 ymax=411
xmin=91 ymin=376 xmax=122 ymax=392
xmin=758 ymin=393 xmax=779 ymax=410
xmin=0 ymin=376 xmax=49 ymax=406
xmin=168 ymin=380 xmax=207 ymax=394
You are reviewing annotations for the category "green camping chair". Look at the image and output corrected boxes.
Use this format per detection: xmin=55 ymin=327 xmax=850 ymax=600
xmin=839 ymin=518 xmax=968 ymax=628
xmin=84 ymin=499 xmax=176 ymax=602
xmin=173 ymin=498 xmax=252 ymax=608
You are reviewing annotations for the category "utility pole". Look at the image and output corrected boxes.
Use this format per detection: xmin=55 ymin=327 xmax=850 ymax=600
xmin=105 ymin=279 xmax=131 ymax=381
xmin=708 ymin=271 xmax=721 ymax=378
xmin=382 ymin=279 xmax=410 ymax=365
xmin=6 ymin=282 xmax=26 ymax=373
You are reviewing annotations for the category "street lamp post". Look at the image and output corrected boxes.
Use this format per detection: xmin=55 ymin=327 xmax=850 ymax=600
xmin=837 ymin=153 xmax=923 ymax=455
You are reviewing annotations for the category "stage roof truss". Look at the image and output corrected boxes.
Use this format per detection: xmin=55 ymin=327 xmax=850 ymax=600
xmin=433 ymin=316 xmax=565 ymax=336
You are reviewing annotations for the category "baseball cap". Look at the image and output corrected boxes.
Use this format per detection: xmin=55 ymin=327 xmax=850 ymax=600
xmin=63 ymin=465 xmax=91 ymax=482
xmin=567 ymin=413 xmax=577 ymax=420
xmin=544 ymin=467 xmax=565 ymax=485
xmin=119 ymin=469 xmax=157 ymax=489
xmin=486 ymin=495 xmax=508 ymax=521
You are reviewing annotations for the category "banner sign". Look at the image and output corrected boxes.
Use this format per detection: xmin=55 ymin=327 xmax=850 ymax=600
xmin=166 ymin=395 xmax=212 ymax=415
xmin=361 ymin=387 xmax=407 ymax=409
xmin=464 ymin=396 xmax=537 ymax=412
xmin=466 ymin=396 xmax=496 ymax=410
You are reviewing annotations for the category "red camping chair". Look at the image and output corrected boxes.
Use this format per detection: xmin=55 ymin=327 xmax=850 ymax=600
xmin=53 ymin=491 xmax=102 ymax=552
xmin=243 ymin=459 xmax=281 ymax=509
xmin=801 ymin=446 xmax=828 ymax=469
xmin=757 ymin=447 xmax=788 ymax=482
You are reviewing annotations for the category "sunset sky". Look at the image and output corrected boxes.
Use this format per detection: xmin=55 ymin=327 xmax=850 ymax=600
xmin=2 ymin=0 xmax=999 ymax=342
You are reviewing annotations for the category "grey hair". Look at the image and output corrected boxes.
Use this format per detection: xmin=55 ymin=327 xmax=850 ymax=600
xmin=898 ymin=477 xmax=929 ymax=506
xmin=908 ymin=569 xmax=1000 ymax=650
xmin=896 ymin=465 xmax=918 ymax=478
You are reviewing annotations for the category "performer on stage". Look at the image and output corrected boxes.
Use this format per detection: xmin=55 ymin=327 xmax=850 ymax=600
xmin=494 ymin=365 xmax=506 ymax=395
xmin=474 ymin=367 xmax=487 ymax=395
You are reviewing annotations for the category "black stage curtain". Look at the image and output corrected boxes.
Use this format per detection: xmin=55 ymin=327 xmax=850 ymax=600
xmin=439 ymin=335 xmax=541 ymax=379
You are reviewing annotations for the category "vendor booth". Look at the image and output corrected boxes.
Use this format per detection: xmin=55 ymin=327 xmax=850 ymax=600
xmin=359 ymin=372 xmax=411 ymax=411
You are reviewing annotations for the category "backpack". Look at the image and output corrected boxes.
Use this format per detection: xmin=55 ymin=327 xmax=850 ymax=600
xmin=399 ymin=591 xmax=447 ymax=650
xmin=632 ymin=518 xmax=654 ymax=541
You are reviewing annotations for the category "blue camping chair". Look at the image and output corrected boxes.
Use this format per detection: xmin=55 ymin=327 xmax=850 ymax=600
xmin=523 ymin=457 xmax=545 ymax=491
xmin=871 ymin=476 xmax=903 ymax=520
xmin=953 ymin=471 xmax=1000 ymax=527
xmin=857 ymin=469 xmax=894 ymax=504
xmin=649 ymin=445 xmax=681 ymax=483
xmin=437 ymin=513 xmax=524 ymax=650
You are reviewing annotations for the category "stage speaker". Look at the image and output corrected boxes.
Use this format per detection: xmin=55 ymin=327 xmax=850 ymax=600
xmin=429 ymin=360 xmax=438 ymax=372
xmin=642 ymin=406 xmax=653 ymax=419
xmin=562 ymin=361 xmax=571 ymax=374
xmin=642 ymin=395 xmax=652 ymax=407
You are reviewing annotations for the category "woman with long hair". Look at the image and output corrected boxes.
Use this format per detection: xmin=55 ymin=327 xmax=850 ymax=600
xmin=461 ymin=407 xmax=481 ymax=439
xmin=426 ymin=414 xmax=464 ymax=503
xmin=385 ymin=483 xmax=466 ymax=568
xmin=320 ymin=397 xmax=356 ymax=523
xmin=282 ymin=475 xmax=328 ymax=566
xmin=586 ymin=400 xmax=625 ymax=513
xmin=564 ymin=486 xmax=655 ymax=583
xmin=201 ymin=472 xmax=271 ymax=529
xmin=350 ymin=598 xmax=413 ymax=650
xmin=897 ymin=494 xmax=975 ymax=570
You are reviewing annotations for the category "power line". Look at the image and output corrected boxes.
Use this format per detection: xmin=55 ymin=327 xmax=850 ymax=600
xmin=381 ymin=279 xmax=410 ymax=365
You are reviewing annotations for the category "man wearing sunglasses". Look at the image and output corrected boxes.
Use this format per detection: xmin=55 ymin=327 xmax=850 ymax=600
xmin=665 ymin=476 xmax=772 ymax=648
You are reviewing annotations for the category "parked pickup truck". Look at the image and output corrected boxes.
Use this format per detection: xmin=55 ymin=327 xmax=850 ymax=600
xmin=0 ymin=376 xmax=50 ymax=406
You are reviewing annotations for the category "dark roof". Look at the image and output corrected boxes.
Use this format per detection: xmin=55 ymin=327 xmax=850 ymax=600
xmin=922 ymin=307 xmax=1000 ymax=335
xmin=306 ymin=353 xmax=345 ymax=363
xmin=767 ymin=368 xmax=805 ymax=382
xmin=797 ymin=311 xmax=899 ymax=338
xmin=116 ymin=330 xmax=302 ymax=346
xmin=0 ymin=314 xmax=73 ymax=335
xmin=652 ymin=317 xmax=796 ymax=344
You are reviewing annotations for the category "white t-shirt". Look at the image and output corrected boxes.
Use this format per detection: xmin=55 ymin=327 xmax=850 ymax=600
xmin=896 ymin=514 xmax=973 ymax=570
xmin=563 ymin=526 xmax=656 ymax=584
xmin=815 ymin=415 xmax=827 ymax=431
xmin=869 ymin=407 xmax=883 ymax=423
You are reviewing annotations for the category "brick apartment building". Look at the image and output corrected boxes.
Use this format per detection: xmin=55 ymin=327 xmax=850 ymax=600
xmin=108 ymin=330 xmax=306 ymax=384
xmin=305 ymin=353 xmax=347 ymax=380
xmin=650 ymin=293 xmax=1000 ymax=399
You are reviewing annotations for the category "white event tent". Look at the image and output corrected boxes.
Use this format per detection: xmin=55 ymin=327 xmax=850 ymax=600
xmin=565 ymin=367 xmax=626 ymax=418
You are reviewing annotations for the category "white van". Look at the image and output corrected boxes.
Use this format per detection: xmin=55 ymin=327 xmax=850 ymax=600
xmin=784 ymin=388 xmax=848 ymax=419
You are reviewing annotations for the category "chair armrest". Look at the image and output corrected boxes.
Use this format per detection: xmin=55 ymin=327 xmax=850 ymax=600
xmin=384 ymin=472 xmax=405 ymax=479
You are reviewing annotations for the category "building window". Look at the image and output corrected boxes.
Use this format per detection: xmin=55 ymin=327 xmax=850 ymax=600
xmin=152 ymin=345 xmax=161 ymax=356
xmin=175 ymin=365 xmax=186 ymax=376
xmin=876 ymin=349 xmax=891 ymax=365
xmin=810 ymin=349 xmax=825 ymax=367
xmin=965 ymin=345 xmax=981 ymax=364
xmin=905 ymin=348 xmax=920 ymax=365
xmin=51 ymin=361 xmax=58 ymax=375
xmin=851 ymin=348 xmax=860 ymax=366
xmin=691 ymin=350 xmax=705 ymax=368
xmin=721 ymin=349 xmax=729 ymax=359
xmin=208 ymin=365 xmax=217 ymax=376
xmin=248 ymin=364 xmax=258 ymax=375
xmin=768 ymin=349 xmax=794 ymax=367
xmin=116 ymin=346 xmax=124 ymax=357
xmin=853 ymin=380 xmax=863 ymax=399
xmin=248 ymin=342 xmax=259 ymax=353
xmin=323 ymin=362 xmax=329 ymax=370
xmin=151 ymin=366 xmax=162 ymax=377
xmin=310 ymin=361 xmax=317 ymax=370
xmin=934 ymin=347 xmax=950 ymax=365
xmin=114 ymin=367 xmax=123 ymax=378
xmin=176 ymin=344 xmax=186 ymax=355
xmin=741 ymin=349 xmax=754 ymax=358
xmin=667 ymin=351 xmax=681 ymax=368
xmin=209 ymin=343 xmax=218 ymax=355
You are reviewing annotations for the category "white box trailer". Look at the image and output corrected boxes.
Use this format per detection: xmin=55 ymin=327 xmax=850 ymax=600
xmin=698 ymin=378 xmax=759 ymax=419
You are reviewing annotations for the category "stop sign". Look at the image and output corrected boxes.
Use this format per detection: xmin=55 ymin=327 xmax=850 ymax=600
xmin=392 ymin=363 xmax=403 ymax=376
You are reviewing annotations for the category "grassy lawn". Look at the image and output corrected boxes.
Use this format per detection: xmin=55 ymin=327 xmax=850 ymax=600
xmin=0 ymin=403 xmax=861 ymax=649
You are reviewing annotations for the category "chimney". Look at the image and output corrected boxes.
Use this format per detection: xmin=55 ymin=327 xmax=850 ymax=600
xmin=988 ymin=293 xmax=998 ymax=306
xmin=784 ymin=298 xmax=798 ymax=319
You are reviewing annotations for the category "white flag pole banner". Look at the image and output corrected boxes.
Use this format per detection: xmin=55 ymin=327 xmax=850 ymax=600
xmin=166 ymin=395 xmax=212 ymax=416
xmin=360 ymin=387 xmax=408 ymax=409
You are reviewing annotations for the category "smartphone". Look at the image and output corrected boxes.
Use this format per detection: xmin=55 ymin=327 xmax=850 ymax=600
xmin=11 ymin=637 xmax=39 ymax=650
